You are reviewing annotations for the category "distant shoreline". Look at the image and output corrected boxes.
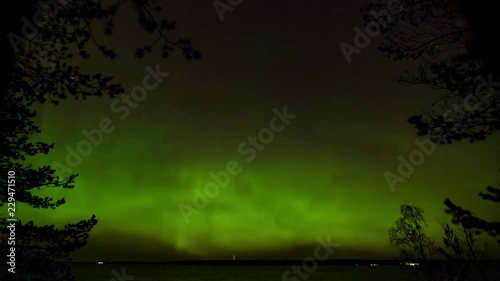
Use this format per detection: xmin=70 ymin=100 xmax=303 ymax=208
xmin=69 ymin=259 xmax=500 ymax=266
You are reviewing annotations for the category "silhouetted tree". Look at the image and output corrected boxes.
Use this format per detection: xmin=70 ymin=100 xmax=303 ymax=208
xmin=364 ymin=0 xmax=499 ymax=246
xmin=362 ymin=0 xmax=499 ymax=144
xmin=389 ymin=204 xmax=436 ymax=261
xmin=389 ymin=204 xmax=495 ymax=281
xmin=444 ymin=173 xmax=500 ymax=243
xmin=1 ymin=1 xmax=200 ymax=280
xmin=388 ymin=204 xmax=442 ymax=280
xmin=438 ymin=219 xmax=494 ymax=281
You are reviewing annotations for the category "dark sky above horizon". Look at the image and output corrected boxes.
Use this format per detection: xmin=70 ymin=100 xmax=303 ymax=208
xmin=19 ymin=0 xmax=500 ymax=261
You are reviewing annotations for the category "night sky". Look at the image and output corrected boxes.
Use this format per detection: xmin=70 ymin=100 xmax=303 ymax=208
xmin=20 ymin=0 xmax=500 ymax=261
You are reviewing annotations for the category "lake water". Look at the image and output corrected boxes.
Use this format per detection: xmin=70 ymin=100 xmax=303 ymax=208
xmin=3 ymin=263 xmax=497 ymax=281
xmin=72 ymin=264 xmax=416 ymax=281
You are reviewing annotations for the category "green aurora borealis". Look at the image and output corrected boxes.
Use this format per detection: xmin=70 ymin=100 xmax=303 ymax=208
xmin=16 ymin=1 xmax=500 ymax=261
